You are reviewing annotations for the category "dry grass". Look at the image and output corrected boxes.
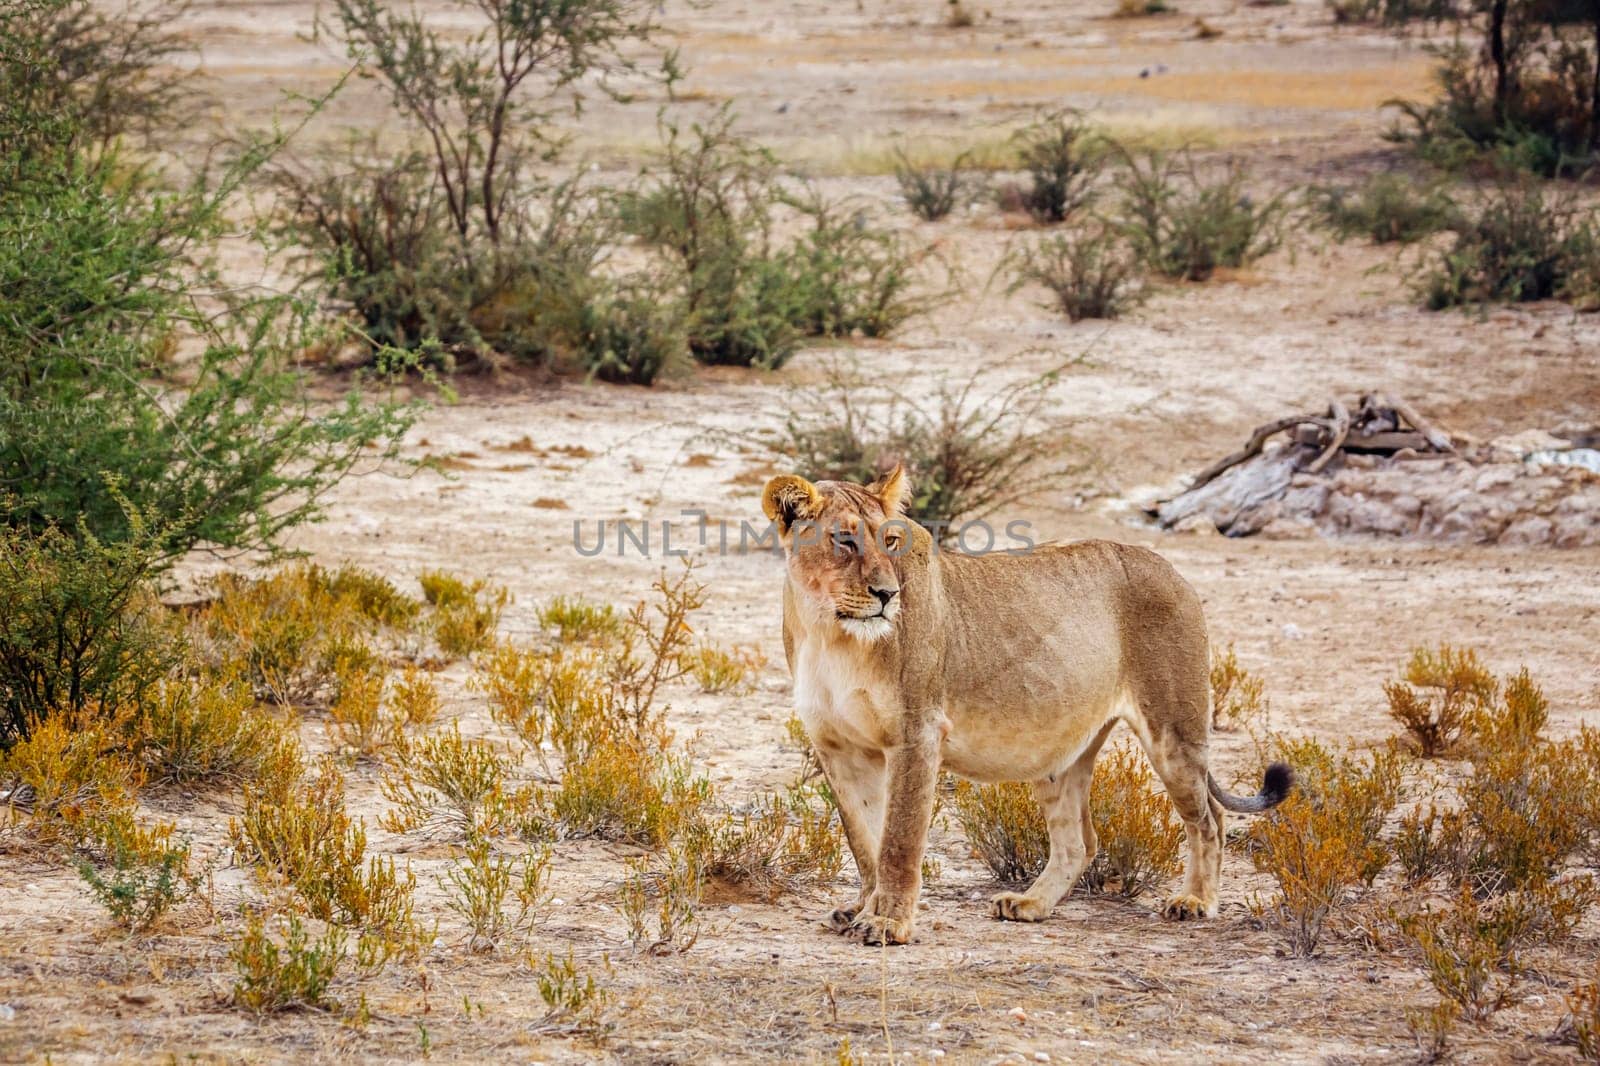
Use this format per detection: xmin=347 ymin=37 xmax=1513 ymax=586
xmin=1385 ymin=644 xmax=1497 ymax=756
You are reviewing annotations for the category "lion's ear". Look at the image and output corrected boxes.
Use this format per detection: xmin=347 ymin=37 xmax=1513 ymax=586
xmin=869 ymin=463 xmax=910 ymax=517
xmin=762 ymin=475 xmax=823 ymax=531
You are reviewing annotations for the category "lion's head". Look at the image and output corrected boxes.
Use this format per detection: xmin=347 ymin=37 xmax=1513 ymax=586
xmin=762 ymin=466 xmax=911 ymax=642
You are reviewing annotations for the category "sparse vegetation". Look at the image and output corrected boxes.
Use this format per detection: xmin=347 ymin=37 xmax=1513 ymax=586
xmin=894 ymin=148 xmax=974 ymax=221
xmin=1010 ymin=111 xmax=1102 ymax=224
xmin=1009 ymin=225 xmax=1146 ymax=321
xmin=1112 ymin=146 xmax=1290 ymax=281
xmin=1247 ymin=738 xmax=1406 ymax=955
xmin=1313 ymin=173 xmax=1459 ymax=244
xmin=75 ymin=812 xmax=196 ymax=930
xmin=1384 ymin=644 xmax=1495 ymax=756
xmin=952 ymin=780 xmax=1049 ymax=883
xmin=420 ymin=571 xmax=509 ymax=657
xmin=1417 ymin=183 xmax=1600 ymax=309
xmin=767 ymin=357 xmax=1079 ymax=533
xmin=441 ymin=835 xmax=551 ymax=953
xmin=230 ymin=912 xmax=348 ymax=1013
xmin=1210 ymin=643 xmax=1266 ymax=733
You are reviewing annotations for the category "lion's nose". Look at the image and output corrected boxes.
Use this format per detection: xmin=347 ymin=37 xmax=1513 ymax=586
xmin=870 ymin=585 xmax=898 ymax=607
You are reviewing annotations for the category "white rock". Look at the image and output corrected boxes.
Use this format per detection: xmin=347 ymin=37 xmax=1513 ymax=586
xmin=1280 ymin=623 xmax=1305 ymax=640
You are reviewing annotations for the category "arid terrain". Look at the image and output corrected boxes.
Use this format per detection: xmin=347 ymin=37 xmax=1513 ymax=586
xmin=2 ymin=0 xmax=1599 ymax=1062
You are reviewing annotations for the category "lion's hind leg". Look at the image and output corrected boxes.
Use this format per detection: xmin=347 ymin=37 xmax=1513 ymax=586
xmin=1140 ymin=727 xmax=1225 ymax=921
xmin=991 ymin=720 xmax=1115 ymax=923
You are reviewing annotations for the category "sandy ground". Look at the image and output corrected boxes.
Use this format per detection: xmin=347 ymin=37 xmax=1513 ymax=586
xmin=3 ymin=0 xmax=1600 ymax=1062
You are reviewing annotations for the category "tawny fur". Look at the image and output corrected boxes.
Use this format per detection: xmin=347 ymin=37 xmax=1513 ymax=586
xmin=763 ymin=467 xmax=1288 ymax=946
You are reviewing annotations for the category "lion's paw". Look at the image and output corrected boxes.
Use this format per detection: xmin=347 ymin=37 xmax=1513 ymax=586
xmin=850 ymin=911 xmax=913 ymax=946
xmin=826 ymin=905 xmax=859 ymax=933
xmin=1162 ymin=893 xmax=1216 ymax=921
xmin=990 ymin=891 xmax=1051 ymax=923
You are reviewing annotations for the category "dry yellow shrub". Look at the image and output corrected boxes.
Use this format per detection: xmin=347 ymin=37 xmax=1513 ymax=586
xmin=380 ymin=725 xmax=531 ymax=839
xmin=537 ymin=595 xmax=620 ymax=644
xmin=0 ymin=711 xmax=142 ymax=848
xmin=1384 ymin=645 xmax=1497 ymax=756
xmin=1082 ymin=742 xmax=1183 ymax=899
xmin=1247 ymin=738 xmax=1406 ymax=955
xmin=680 ymin=642 xmax=766 ymax=695
xmin=419 ymin=571 xmax=507 ymax=657
xmin=325 ymin=659 xmax=400 ymax=758
xmin=689 ymin=784 xmax=846 ymax=900
xmin=952 ymin=780 xmax=1049 ymax=883
xmin=135 ymin=670 xmax=288 ymax=786
xmin=1210 ymin=642 xmax=1265 ymax=732
xmin=389 ymin=664 xmax=442 ymax=728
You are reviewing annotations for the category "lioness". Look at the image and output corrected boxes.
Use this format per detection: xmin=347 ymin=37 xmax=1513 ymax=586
xmin=763 ymin=465 xmax=1292 ymax=946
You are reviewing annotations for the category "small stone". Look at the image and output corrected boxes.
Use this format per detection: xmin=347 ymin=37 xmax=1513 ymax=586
xmin=1008 ymin=1006 xmax=1028 ymax=1024
xmin=0 ymin=1004 xmax=14 ymax=1021
xmin=1033 ymin=1054 xmax=1051 ymax=1063
xmin=1280 ymin=623 xmax=1305 ymax=640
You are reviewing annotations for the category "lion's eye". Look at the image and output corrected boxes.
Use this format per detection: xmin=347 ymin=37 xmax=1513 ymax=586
xmin=832 ymin=533 xmax=856 ymax=553
xmin=883 ymin=532 xmax=903 ymax=550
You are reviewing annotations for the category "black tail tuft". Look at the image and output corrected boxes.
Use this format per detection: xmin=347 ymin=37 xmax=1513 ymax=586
xmin=1261 ymin=762 xmax=1294 ymax=807
xmin=1206 ymin=762 xmax=1295 ymax=814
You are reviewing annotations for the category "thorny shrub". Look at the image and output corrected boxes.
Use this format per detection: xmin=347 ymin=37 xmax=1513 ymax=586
xmin=1419 ymin=184 xmax=1600 ymax=310
xmin=766 ymin=356 xmax=1079 ymax=534
xmin=0 ymin=523 xmax=177 ymax=748
xmin=894 ymin=148 xmax=975 ymax=222
xmin=1395 ymin=879 xmax=1596 ymax=1023
xmin=1008 ymin=225 xmax=1146 ymax=322
xmin=1112 ymin=145 xmax=1290 ymax=281
xmin=1010 ymin=111 xmax=1103 ymax=224
xmin=389 ymin=664 xmax=442 ymax=728
xmin=1312 ymin=172 xmax=1458 ymax=244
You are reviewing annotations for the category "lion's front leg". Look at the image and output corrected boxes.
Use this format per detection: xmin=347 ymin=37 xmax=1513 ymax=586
xmin=850 ymin=730 xmax=939 ymax=947
xmin=812 ymin=741 xmax=885 ymax=932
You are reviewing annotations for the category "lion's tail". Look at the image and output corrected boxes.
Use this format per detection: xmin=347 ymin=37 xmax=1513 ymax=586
xmin=1206 ymin=763 xmax=1293 ymax=814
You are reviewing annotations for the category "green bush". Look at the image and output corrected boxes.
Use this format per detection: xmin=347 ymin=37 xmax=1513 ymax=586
xmin=893 ymin=149 xmax=973 ymax=221
xmin=0 ymin=523 xmax=176 ymax=748
xmin=1418 ymin=183 xmax=1597 ymax=309
xmin=275 ymin=0 xmax=663 ymax=370
xmin=622 ymin=114 xmax=802 ymax=368
xmin=1388 ymin=17 xmax=1600 ymax=179
xmin=1313 ymin=173 xmax=1459 ymax=244
xmin=0 ymin=0 xmax=192 ymax=171
xmin=1012 ymin=111 xmax=1102 ymax=224
xmin=1 ymin=4 xmax=410 ymax=562
xmin=1112 ymin=146 xmax=1290 ymax=281
xmin=76 ymin=813 xmax=196 ymax=930
xmin=780 ymin=195 xmax=930 ymax=339
xmin=1009 ymin=224 xmax=1145 ymax=321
